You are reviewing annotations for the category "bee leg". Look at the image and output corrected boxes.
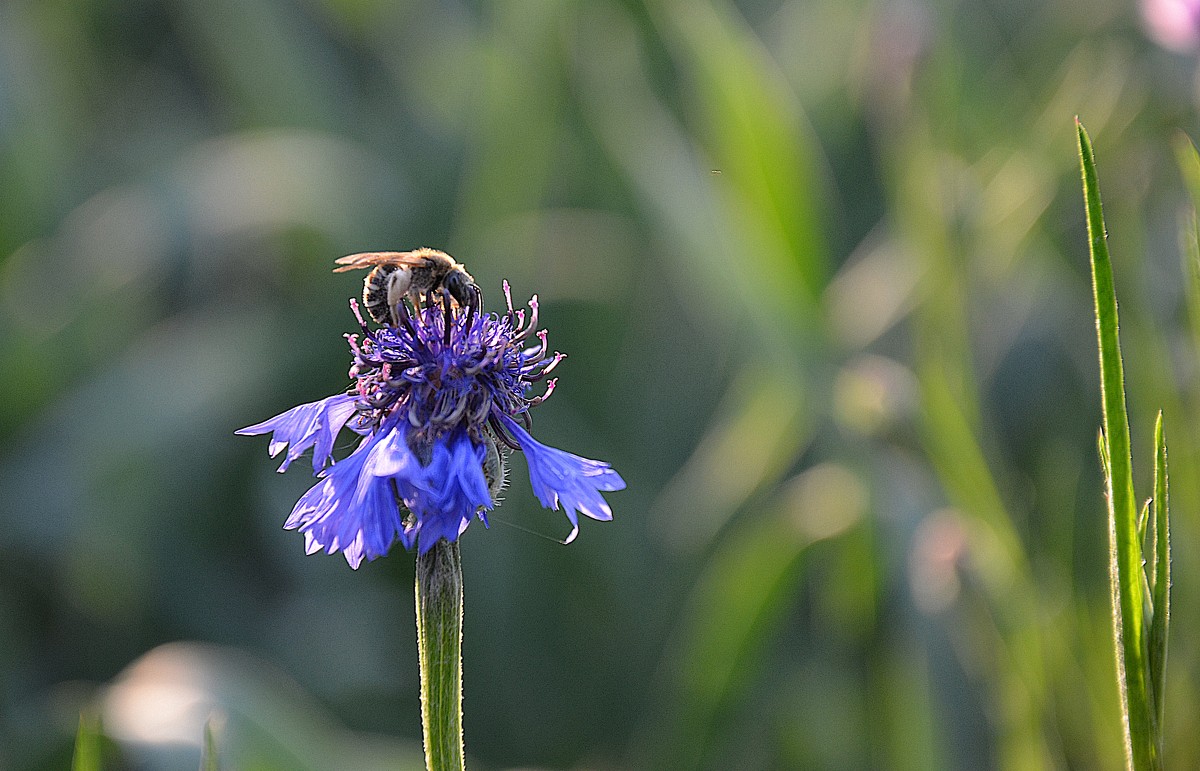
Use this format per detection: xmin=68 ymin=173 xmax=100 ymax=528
xmin=404 ymin=290 xmax=423 ymax=321
xmin=392 ymin=294 xmax=419 ymax=339
xmin=385 ymin=267 xmax=413 ymax=327
xmin=441 ymin=287 xmax=454 ymax=345
xmin=463 ymin=284 xmax=479 ymax=331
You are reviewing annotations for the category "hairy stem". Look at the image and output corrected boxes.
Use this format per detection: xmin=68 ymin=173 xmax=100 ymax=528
xmin=416 ymin=538 xmax=465 ymax=771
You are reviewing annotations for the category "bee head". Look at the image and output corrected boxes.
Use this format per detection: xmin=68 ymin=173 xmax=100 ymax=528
xmin=443 ymin=271 xmax=478 ymax=309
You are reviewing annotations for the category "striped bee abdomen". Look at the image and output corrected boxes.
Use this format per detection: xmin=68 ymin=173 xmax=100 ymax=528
xmin=363 ymin=264 xmax=398 ymax=325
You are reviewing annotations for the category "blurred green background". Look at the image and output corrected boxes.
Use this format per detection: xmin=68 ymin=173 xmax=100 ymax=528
xmin=3 ymin=0 xmax=1200 ymax=768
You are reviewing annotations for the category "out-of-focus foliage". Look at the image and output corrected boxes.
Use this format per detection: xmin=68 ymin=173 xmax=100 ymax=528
xmin=4 ymin=0 xmax=1200 ymax=768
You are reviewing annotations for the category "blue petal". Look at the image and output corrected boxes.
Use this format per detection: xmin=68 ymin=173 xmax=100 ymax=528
xmin=499 ymin=415 xmax=625 ymax=544
xmin=425 ymin=431 xmax=493 ymax=517
xmin=362 ymin=422 xmax=431 ymax=487
xmin=366 ymin=429 xmax=493 ymax=555
xmin=237 ymin=394 xmax=358 ymax=474
xmin=284 ymin=427 xmax=428 ymax=568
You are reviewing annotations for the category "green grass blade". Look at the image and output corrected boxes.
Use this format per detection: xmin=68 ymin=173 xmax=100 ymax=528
xmin=1137 ymin=499 xmax=1150 ymax=556
xmin=201 ymin=717 xmax=221 ymax=771
xmin=1173 ymin=132 xmax=1200 ymax=208
xmin=1077 ymin=119 xmax=1153 ymax=770
xmin=1171 ymin=135 xmax=1200 ymax=357
xmin=72 ymin=713 xmax=102 ymax=771
xmin=647 ymin=511 xmax=821 ymax=769
xmin=1149 ymin=413 xmax=1170 ymax=750
xmin=1181 ymin=208 xmax=1200 ymax=355
xmin=1098 ymin=430 xmax=1110 ymax=480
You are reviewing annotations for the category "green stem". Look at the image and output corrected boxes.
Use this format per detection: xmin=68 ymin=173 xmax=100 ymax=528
xmin=416 ymin=538 xmax=465 ymax=771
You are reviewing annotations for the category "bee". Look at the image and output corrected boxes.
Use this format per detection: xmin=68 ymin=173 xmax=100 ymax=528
xmin=333 ymin=248 xmax=478 ymax=325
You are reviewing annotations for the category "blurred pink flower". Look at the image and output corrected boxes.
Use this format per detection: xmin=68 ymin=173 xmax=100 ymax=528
xmin=1142 ymin=0 xmax=1200 ymax=52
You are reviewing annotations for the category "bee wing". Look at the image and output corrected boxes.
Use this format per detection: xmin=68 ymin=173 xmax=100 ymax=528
xmin=332 ymin=251 xmax=432 ymax=273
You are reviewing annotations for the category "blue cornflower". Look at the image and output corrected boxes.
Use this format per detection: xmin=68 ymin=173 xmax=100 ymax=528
xmin=238 ymin=281 xmax=624 ymax=566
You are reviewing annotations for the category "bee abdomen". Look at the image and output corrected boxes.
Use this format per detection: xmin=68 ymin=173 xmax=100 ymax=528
xmin=363 ymin=265 xmax=397 ymax=325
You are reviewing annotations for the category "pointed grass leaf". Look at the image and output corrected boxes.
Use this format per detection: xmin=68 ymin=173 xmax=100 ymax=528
xmin=1173 ymin=132 xmax=1200 ymax=211
xmin=1098 ymin=429 xmax=1111 ymax=481
xmin=1148 ymin=413 xmax=1170 ymax=749
xmin=1137 ymin=499 xmax=1150 ymax=555
xmin=72 ymin=713 xmax=103 ymax=771
xmin=1181 ymin=208 xmax=1200 ymax=357
xmin=202 ymin=717 xmax=221 ymax=771
xmin=650 ymin=511 xmax=828 ymax=769
xmin=1077 ymin=119 xmax=1156 ymax=770
xmin=1172 ymin=135 xmax=1200 ymax=358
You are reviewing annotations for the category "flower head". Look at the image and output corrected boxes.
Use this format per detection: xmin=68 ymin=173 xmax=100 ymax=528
xmin=239 ymin=276 xmax=624 ymax=566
